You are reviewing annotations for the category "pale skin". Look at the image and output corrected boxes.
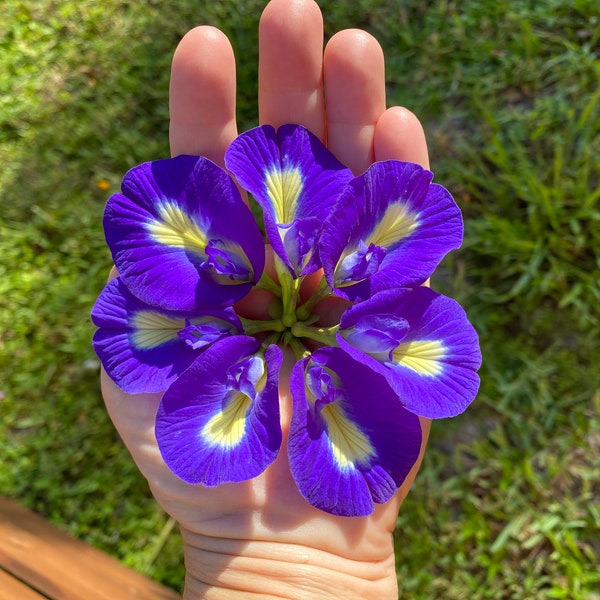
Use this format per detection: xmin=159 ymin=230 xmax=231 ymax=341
xmin=102 ymin=1 xmax=433 ymax=598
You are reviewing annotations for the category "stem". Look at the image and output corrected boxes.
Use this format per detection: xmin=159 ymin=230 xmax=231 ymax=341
xmin=291 ymin=322 xmax=339 ymax=347
xmin=296 ymin=277 xmax=332 ymax=320
xmin=239 ymin=317 xmax=285 ymax=335
xmin=255 ymin=271 xmax=282 ymax=297
xmin=262 ymin=332 xmax=282 ymax=348
xmin=288 ymin=337 xmax=310 ymax=361
xmin=275 ymin=256 xmax=302 ymax=327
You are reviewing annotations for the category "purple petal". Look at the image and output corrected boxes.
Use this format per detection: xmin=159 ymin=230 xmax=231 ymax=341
xmin=339 ymin=287 xmax=481 ymax=418
xmin=156 ymin=337 xmax=283 ymax=486
xmin=104 ymin=156 xmax=265 ymax=311
xmin=91 ymin=278 xmax=220 ymax=394
xmin=203 ymin=239 xmax=254 ymax=282
xmin=278 ymin=216 xmax=322 ymax=276
xmin=226 ymin=354 xmax=265 ymax=401
xmin=225 ymin=124 xmax=353 ymax=275
xmin=335 ymin=241 xmax=387 ymax=286
xmin=177 ymin=310 xmax=241 ymax=350
xmin=288 ymin=347 xmax=422 ymax=517
xmin=320 ymin=161 xmax=463 ymax=300
xmin=342 ymin=313 xmax=409 ymax=359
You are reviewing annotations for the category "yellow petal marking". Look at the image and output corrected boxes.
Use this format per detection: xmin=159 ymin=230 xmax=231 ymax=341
xmin=265 ymin=166 xmax=303 ymax=224
xmin=202 ymin=365 xmax=267 ymax=448
xmin=392 ymin=340 xmax=445 ymax=376
xmin=131 ymin=311 xmax=185 ymax=349
xmin=320 ymin=402 xmax=376 ymax=469
xmin=147 ymin=201 xmax=208 ymax=254
xmin=365 ymin=202 xmax=419 ymax=248
xmin=202 ymin=392 xmax=253 ymax=448
xmin=332 ymin=203 xmax=419 ymax=286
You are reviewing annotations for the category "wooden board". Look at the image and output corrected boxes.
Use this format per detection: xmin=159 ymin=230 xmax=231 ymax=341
xmin=0 ymin=497 xmax=180 ymax=600
xmin=0 ymin=568 xmax=47 ymax=600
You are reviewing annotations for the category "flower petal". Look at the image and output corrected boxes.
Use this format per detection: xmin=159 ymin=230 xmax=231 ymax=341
xmin=104 ymin=156 xmax=265 ymax=311
xmin=339 ymin=287 xmax=481 ymax=418
xmin=225 ymin=124 xmax=353 ymax=275
xmin=342 ymin=313 xmax=409 ymax=359
xmin=91 ymin=278 xmax=242 ymax=394
xmin=288 ymin=347 xmax=422 ymax=516
xmin=156 ymin=337 xmax=283 ymax=485
xmin=91 ymin=279 xmax=190 ymax=393
xmin=320 ymin=161 xmax=463 ymax=300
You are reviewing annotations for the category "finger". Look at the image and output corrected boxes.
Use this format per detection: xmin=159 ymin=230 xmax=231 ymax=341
xmin=258 ymin=0 xmax=325 ymax=139
xmin=373 ymin=108 xmax=432 ymax=497
xmin=324 ymin=29 xmax=386 ymax=175
xmin=169 ymin=26 xmax=238 ymax=165
xmin=375 ymin=107 xmax=431 ymax=292
xmin=374 ymin=106 xmax=430 ymax=168
xmin=107 ymin=265 xmax=118 ymax=281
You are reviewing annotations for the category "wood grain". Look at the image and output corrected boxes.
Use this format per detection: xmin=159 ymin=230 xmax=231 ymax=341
xmin=0 ymin=497 xmax=180 ymax=600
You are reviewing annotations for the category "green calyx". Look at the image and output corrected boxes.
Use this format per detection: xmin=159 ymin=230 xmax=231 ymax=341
xmin=243 ymin=255 xmax=337 ymax=354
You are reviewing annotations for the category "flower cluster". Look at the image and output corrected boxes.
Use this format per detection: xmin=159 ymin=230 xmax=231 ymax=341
xmin=92 ymin=124 xmax=481 ymax=517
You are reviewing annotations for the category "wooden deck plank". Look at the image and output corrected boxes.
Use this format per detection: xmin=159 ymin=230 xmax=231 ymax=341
xmin=0 ymin=568 xmax=48 ymax=600
xmin=0 ymin=497 xmax=180 ymax=600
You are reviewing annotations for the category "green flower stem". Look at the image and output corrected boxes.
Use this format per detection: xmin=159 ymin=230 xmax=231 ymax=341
xmin=268 ymin=297 xmax=283 ymax=319
xmin=239 ymin=317 xmax=285 ymax=335
xmin=255 ymin=271 xmax=282 ymax=297
xmin=296 ymin=277 xmax=332 ymax=321
xmin=291 ymin=322 xmax=339 ymax=347
xmin=288 ymin=336 xmax=310 ymax=361
xmin=275 ymin=256 xmax=302 ymax=327
xmin=262 ymin=332 xmax=282 ymax=348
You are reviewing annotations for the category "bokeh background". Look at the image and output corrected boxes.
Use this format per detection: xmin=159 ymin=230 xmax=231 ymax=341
xmin=1 ymin=1 xmax=598 ymax=597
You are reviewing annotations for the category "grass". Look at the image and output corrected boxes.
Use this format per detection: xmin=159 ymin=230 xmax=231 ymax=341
xmin=1 ymin=0 xmax=598 ymax=597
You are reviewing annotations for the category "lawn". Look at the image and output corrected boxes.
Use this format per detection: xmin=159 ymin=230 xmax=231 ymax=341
xmin=1 ymin=0 xmax=598 ymax=598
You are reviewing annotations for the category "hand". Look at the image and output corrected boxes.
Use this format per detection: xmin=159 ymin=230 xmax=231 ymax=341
xmin=102 ymin=1 xmax=431 ymax=598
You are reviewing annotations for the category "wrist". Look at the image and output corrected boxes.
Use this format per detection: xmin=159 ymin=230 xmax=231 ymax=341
xmin=180 ymin=527 xmax=398 ymax=600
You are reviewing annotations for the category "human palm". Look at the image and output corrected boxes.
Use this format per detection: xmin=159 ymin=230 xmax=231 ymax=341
xmin=102 ymin=1 xmax=431 ymax=598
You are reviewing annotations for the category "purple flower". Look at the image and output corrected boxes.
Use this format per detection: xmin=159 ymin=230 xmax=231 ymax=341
xmin=103 ymin=155 xmax=265 ymax=312
xmin=319 ymin=160 xmax=463 ymax=301
xmin=93 ymin=123 xmax=482 ymax=517
xmin=338 ymin=287 xmax=482 ymax=418
xmin=225 ymin=124 xmax=353 ymax=276
xmin=288 ymin=347 xmax=422 ymax=517
xmin=92 ymin=278 xmax=242 ymax=394
xmin=156 ymin=337 xmax=283 ymax=486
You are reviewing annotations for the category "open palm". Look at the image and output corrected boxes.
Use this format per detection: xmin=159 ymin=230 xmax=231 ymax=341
xmin=102 ymin=1 xmax=432 ymax=598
